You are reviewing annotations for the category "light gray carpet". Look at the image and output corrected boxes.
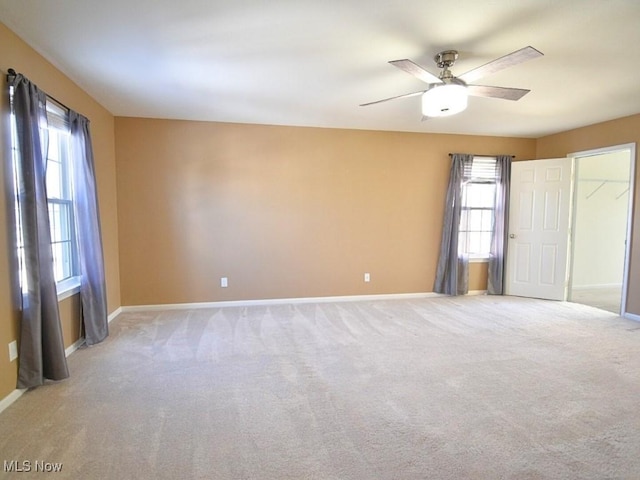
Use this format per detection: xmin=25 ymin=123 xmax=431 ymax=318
xmin=569 ymin=286 xmax=622 ymax=314
xmin=2 ymin=295 xmax=640 ymax=479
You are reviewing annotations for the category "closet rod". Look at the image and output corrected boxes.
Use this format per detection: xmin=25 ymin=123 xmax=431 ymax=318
xmin=586 ymin=181 xmax=606 ymax=199
xmin=616 ymin=188 xmax=630 ymax=200
xmin=578 ymin=178 xmax=628 ymax=183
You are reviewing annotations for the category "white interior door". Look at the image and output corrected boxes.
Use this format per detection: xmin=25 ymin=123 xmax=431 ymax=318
xmin=505 ymin=158 xmax=573 ymax=300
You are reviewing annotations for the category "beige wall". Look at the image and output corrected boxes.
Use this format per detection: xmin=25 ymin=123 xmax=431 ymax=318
xmin=469 ymin=262 xmax=488 ymax=292
xmin=2 ymin=19 xmax=639 ymax=406
xmin=0 ymin=23 xmax=120 ymax=400
xmin=536 ymin=114 xmax=640 ymax=315
xmin=115 ymin=117 xmax=535 ymax=305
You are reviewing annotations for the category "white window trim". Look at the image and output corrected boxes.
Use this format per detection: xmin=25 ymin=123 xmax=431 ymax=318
xmin=459 ymin=156 xmax=498 ymax=258
xmin=57 ymin=276 xmax=81 ymax=301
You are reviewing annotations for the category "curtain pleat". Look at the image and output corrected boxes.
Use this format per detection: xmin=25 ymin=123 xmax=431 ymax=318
xmin=10 ymin=74 xmax=69 ymax=388
xmin=69 ymin=112 xmax=109 ymax=345
xmin=487 ymin=155 xmax=512 ymax=295
xmin=433 ymin=153 xmax=473 ymax=295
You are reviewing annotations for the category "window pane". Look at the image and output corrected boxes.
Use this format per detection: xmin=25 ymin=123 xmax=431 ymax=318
xmin=51 ymin=241 xmax=73 ymax=282
xmin=458 ymin=231 xmax=469 ymax=254
xmin=47 ymin=110 xmax=75 ymax=284
xmin=482 ymin=185 xmax=496 ymax=208
xmin=48 ymin=203 xmax=72 ymax=243
xmin=46 ymin=105 xmax=75 ymax=285
xmin=47 ymin=129 xmax=71 ymax=201
xmin=51 ymin=242 xmax=63 ymax=281
xmin=468 ymin=209 xmax=483 ymax=231
xmin=48 ymin=131 xmax=59 ymax=161
xmin=466 ymin=183 xmax=495 ymax=208
xmin=480 ymin=232 xmax=492 ymax=255
xmin=467 ymin=232 xmax=482 ymax=254
xmin=464 ymin=184 xmax=479 ymax=205
xmin=481 ymin=210 xmax=494 ymax=231
xmin=46 ymin=159 xmax=62 ymax=199
xmin=460 ymin=209 xmax=468 ymax=230
xmin=59 ymin=203 xmax=72 ymax=241
xmin=463 ymin=184 xmax=478 ymax=206
xmin=49 ymin=203 xmax=60 ymax=242
xmin=60 ymin=241 xmax=72 ymax=280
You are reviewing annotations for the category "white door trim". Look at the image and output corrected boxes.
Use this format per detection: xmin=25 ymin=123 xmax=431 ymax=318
xmin=567 ymin=143 xmax=636 ymax=317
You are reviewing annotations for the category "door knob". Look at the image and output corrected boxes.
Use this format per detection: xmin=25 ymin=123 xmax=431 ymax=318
xmin=509 ymin=234 xmax=516 ymax=239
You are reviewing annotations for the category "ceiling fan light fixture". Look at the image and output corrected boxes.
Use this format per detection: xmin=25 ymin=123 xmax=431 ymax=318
xmin=421 ymin=83 xmax=468 ymax=117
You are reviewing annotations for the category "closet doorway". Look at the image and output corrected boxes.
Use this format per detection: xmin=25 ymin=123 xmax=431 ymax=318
xmin=568 ymin=144 xmax=635 ymax=315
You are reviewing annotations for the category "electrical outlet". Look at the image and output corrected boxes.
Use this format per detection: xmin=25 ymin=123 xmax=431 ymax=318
xmin=220 ymin=277 xmax=228 ymax=288
xmin=364 ymin=273 xmax=370 ymax=283
xmin=8 ymin=341 xmax=18 ymax=362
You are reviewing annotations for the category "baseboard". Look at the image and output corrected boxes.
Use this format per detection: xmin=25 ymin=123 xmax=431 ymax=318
xmin=65 ymin=337 xmax=85 ymax=357
xmin=60 ymin=308 xmax=121 ymax=356
xmin=108 ymin=306 xmax=122 ymax=323
xmin=1 ymin=336 xmax=83 ymax=412
xmin=2 ymin=324 xmax=88 ymax=415
xmin=624 ymin=312 xmax=640 ymax=322
xmin=2 ymin=326 xmax=88 ymax=414
xmin=121 ymin=292 xmax=444 ymax=313
xmin=0 ymin=388 xmax=26 ymax=415
xmin=468 ymin=290 xmax=488 ymax=296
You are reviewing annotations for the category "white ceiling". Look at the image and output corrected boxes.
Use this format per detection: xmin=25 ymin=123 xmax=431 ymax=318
xmin=1 ymin=0 xmax=639 ymax=138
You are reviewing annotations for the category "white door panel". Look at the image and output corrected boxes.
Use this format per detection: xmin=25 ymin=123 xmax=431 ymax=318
xmin=505 ymin=158 xmax=573 ymax=300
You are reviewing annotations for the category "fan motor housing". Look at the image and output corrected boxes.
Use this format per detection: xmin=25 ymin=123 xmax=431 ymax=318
xmin=434 ymin=50 xmax=459 ymax=69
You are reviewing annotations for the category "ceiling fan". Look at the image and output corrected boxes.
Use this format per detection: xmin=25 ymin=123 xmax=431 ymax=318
xmin=361 ymin=46 xmax=543 ymax=119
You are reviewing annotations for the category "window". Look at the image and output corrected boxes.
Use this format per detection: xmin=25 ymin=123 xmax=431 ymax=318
xmin=10 ymin=92 xmax=79 ymax=294
xmin=458 ymin=156 xmax=498 ymax=259
xmin=46 ymin=102 xmax=77 ymax=284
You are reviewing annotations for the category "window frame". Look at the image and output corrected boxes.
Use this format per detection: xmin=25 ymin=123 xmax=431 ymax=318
xmin=458 ymin=156 xmax=498 ymax=261
xmin=9 ymin=91 xmax=81 ymax=300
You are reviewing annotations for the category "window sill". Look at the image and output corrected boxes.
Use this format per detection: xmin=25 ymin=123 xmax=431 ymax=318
xmin=469 ymin=257 xmax=490 ymax=263
xmin=57 ymin=276 xmax=81 ymax=301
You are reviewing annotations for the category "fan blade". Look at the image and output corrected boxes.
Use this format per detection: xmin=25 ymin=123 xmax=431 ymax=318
xmin=360 ymin=90 xmax=426 ymax=107
xmin=389 ymin=59 xmax=443 ymax=85
xmin=458 ymin=46 xmax=543 ymax=84
xmin=467 ymin=85 xmax=531 ymax=101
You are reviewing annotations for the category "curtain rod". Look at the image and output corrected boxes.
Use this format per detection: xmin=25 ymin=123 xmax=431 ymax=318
xmin=6 ymin=68 xmax=71 ymax=113
xmin=449 ymin=153 xmax=516 ymax=158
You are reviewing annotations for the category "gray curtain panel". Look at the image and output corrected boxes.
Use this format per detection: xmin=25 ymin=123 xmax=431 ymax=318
xmin=69 ymin=112 xmax=109 ymax=345
xmin=10 ymin=74 xmax=69 ymax=388
xmin=487 ymin=155 xmax=512 ymax=295
xmin=433 ymin=153 xmax=473 ymax=295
